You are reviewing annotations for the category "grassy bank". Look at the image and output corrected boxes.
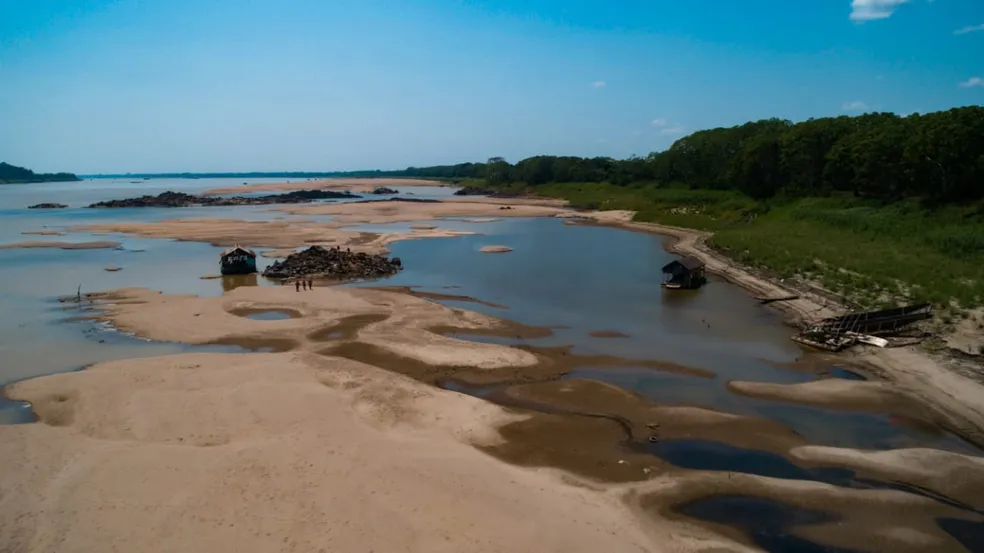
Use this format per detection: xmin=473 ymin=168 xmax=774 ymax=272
xmin=504 ymin=182 xmax=984 ymax=316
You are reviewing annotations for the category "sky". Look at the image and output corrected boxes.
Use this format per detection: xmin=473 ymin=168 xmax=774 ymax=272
xmin=0 ymin=0 xmax=982 ymax=174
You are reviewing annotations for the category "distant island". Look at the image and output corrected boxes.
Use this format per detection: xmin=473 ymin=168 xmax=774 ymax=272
xmin=85 ymin=170 xmax=420 ymax=180
xmin=1 ymin=162 xmax=81 ymax=184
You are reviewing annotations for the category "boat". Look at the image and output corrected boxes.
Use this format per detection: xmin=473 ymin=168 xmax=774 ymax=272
xmin=220 ymin=245 xmax=257 ymax=275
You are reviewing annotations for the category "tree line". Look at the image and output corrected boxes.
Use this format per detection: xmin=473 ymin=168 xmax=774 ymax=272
xmin=0 ymin=162 xmax=80 ymax=184
xmin=388 ymin=106 xmax=984 ymax=203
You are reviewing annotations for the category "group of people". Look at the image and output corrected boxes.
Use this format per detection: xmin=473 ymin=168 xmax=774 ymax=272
xmin=282 ymin=277 xmax=315 ymax=291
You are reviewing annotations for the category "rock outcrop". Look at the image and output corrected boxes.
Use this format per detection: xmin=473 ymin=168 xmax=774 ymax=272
xmin=262 ymin=246 xmax=402 ymax=280
xmin=87 ymin=190 xmax=361 ymax=208
xmin=371 ymin=187 xmax=398 ymax=195
xmin=28 ymin=203 xmax=68 ymax=209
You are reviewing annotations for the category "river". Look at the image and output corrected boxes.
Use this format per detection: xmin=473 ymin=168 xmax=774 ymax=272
xmin=1 ymin=178 xmax=981 ymax=552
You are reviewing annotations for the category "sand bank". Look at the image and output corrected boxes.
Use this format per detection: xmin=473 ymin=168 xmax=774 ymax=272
xmin=71 ymin=218 xmax=473 ymax=254
xmin=0 ymin=240 xmax=121 ymax=250
xmin=0 ymin=352 xmax=663 ymax=553
xmin=480 ymin=245 xmax=512 ymax=253
xmin=204 ymin=178 xmax=446 ymax=196
xmin=277 ymin=197 xmax=574 ymax=224
xmin=20 ymin=229 xmax=64 ymax=236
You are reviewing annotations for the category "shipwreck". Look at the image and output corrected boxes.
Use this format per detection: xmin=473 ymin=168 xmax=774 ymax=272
xmin=792 ymin=303 xmax=933 ymax=352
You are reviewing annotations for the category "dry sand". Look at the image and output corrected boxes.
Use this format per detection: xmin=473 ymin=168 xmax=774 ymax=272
xmin=0 ymin=240 xmax=121 ymax=250
xmin=0 ymin=352 xmax=661 ymax=553
xmin=203 ymin=178 xmax=446 ymax=196
xmin=21 ymin=229 xmax=65 ymax=236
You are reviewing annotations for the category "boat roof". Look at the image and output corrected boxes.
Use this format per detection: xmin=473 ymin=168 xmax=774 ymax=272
xmin=662 ymin=256 xmax=704 ymax=271
xmin=221 ymin=245 xmax=256 ymax=257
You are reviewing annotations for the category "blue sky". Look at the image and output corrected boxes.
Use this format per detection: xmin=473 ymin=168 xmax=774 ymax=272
xmin=0 ymin=0 xmax=981 ymax=173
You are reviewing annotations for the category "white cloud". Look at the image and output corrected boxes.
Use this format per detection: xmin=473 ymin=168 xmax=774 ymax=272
xmin=954 ymin=24 xmax=984 ymax=35
xmin=960 ymin=77 xmax=984 ymax=88
xmin=651 ymin=118 xmax=668 ymax=127
xmin=659 ymin=126 xmax=685 ymax=136
xmin=850 ymin=0 xmax=908 ymax=22
xmin=589 ymin=80 xmax=606 ymax=88
xmin=842 ymin=100 xmax=869 ymax=111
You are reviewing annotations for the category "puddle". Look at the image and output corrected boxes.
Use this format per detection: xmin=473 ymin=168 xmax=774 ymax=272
xmin=228 ymin=307 xmax=302 ymax=321
xmin=674 ymin=495 xmax=857 ymax=553
xmin=640 ymin=439 xmax=855 ymax=485
xmin=828 ymin=367 xmax=867 ymax=381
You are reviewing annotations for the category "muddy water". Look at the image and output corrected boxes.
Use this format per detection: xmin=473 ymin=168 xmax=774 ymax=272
xmin=2 ymin=181 xmax=983 ymax=551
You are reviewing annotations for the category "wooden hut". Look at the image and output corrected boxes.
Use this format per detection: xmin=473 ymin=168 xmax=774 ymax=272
xmin=661 ymin=257 xmax=706 ymax=289
xmin=220 ymin=245 xmax=257 ymax=275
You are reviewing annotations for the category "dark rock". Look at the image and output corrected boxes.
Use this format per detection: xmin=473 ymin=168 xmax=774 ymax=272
xmin=86 ymin=189 xmax=361 ymax=208
xmin=262 ymin=245 xmax=403 ymax=280
xmin=371 ymin=187 xmax=398 ymax=195
xmin=453 ymin=186 xmax=521 ymax=198
xmin=28 ymin=203 xmax=68 ymax=209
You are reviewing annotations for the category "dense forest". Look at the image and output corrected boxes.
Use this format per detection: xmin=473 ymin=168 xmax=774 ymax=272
xmin=0 ymin=162 xmax=80 ymax=184
xmin=388 ymin=106 xmax=984 ymax=204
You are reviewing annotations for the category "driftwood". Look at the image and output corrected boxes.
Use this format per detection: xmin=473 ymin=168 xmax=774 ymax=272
xmin=755 ymin=295 xmax=800 ymax=305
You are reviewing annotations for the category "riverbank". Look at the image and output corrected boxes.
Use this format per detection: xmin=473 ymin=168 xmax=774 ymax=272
xmin=581 ymin=209 xmax=984 ymax=449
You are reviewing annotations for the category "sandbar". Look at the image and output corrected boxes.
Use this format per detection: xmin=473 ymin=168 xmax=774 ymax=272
xmin=480 ymin=245 xmax=512 ymax=253
xmin=278 ymin=197 xmax=574 ymax=224
xmin=0 ymin=240 xmax=121 ymax=250
xmin=71 ymin=218 xmax=473 ymax=255
xmin=204 ymin=177 xmax=446 ymax=196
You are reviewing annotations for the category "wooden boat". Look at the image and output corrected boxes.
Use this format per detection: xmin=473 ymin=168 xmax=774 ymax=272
xmin=813 ymin=303 xmax=932 ymax=335
xmin=220 ymin=245 xmax=257 ymax=275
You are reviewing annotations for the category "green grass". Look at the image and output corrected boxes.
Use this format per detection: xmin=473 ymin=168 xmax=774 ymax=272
xmin=498 ymin=181 xmax=984 ymax=312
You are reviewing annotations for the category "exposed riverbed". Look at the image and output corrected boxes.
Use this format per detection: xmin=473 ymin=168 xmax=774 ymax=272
xmin=1 ymin=178 xmax=982 ymax=552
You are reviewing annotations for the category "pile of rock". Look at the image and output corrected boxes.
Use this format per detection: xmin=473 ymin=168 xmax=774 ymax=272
xmin=371 ymin=187 xmax=398 ymax=195
xmin=28 ymin=203 xmax=68 ymax=209
xmin=262 ymin=245 xmax=402 ymax=280
xmin=87 ymin=189 xmax=361 ymax=208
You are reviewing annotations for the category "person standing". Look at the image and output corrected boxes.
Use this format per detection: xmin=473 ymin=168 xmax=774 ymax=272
xmin=295 ymin=280 xmax=300 ymax=292
xmin=307 ymin=279 xmax=314 ymax=290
